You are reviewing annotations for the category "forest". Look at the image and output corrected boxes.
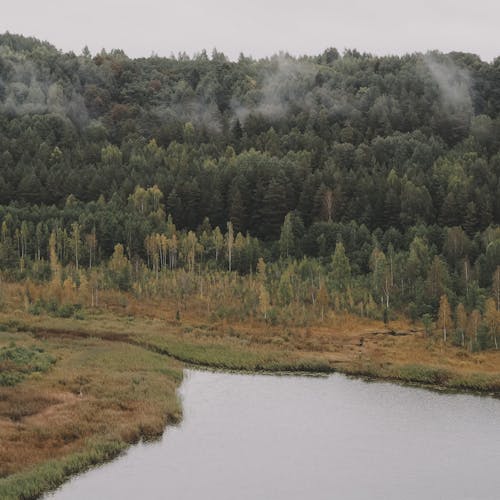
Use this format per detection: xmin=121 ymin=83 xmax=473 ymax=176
xmin=0 ymin=33 xmax=499 ymax=349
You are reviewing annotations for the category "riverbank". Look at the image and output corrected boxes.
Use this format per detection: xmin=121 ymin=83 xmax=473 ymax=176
xmin=9 ymin=307 xmax=499 ymax=393
xmin=46 ymin=369 xmax=500 ymax=500
xmin=0 ymin=305 xmax=499 ymax=499
xmin=0 ymin=321 xmax=184 ymax=499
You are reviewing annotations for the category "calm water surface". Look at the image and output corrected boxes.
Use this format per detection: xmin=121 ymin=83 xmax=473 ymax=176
xmin=46 ymin=370 xmax=500 ymax=500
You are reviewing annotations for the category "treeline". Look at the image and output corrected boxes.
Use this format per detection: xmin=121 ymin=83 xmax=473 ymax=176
xmin=0 ymin=34 xmax=499 ymax=348
xmin=0 ymin=186 xmax=498 ymax=350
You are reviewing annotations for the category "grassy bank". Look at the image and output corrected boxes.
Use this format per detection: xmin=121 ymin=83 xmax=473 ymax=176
xmin=3 ymin=307 xmax=500 ymax=392
xmin=0 ymin=300 xmax=499 ymax=499
xmin=0 ymin=324 xmax=183 ymax=499
xmin=340 ymin=360 xmax=500 ymax=395
xmin=0 ymin=440 xmax=126 ymax=500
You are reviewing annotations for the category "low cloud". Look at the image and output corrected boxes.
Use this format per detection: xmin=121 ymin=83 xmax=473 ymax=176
xmin=232 ymin=56 xmax=317 ymax=123
xmin=423 ymin=53 xmax=473 ymax=113
xmin=0 ymin=48 xmax=89 ymax=126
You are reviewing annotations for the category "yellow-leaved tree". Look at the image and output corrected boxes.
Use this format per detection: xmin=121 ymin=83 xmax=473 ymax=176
xmin=484 ymin=298 xmax=499 ymax=349
xmin=437 ymin=294 xmax=452 ymax=342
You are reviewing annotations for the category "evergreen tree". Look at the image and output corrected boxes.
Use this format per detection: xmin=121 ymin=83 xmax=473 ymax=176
xmin=279 ymin=213 xmax=294 ymax=258
xmin=331 ymin=241 xmax=351 ymax=292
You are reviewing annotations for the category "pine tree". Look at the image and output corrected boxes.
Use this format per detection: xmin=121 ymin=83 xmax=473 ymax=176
xmin=279 ymin=213 xmax=294 ymax=258
xmin=229 ymin=187 xmax=246 ymax=234
xmin=331 ymin=241 xmax=351 ymax=292
xmin=260 ymin=177 xmax=288 ymax=240
xmin=464 ymin=201 xmax=478 ymax=236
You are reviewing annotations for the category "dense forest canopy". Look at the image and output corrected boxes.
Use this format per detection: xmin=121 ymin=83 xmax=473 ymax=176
xmin=0 ymin=33 xmax=499 ymax=344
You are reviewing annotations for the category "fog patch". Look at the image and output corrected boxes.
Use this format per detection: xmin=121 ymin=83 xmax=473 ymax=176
xmin=0 ymin=48 xmax=89 ymax=126
xmin=154 ymin=97 xmax=222 ymax=133
xmin=232 ymin=56 xmax=318 ymax=123
xmin=423 ymin=53 xmax=473 ymax=114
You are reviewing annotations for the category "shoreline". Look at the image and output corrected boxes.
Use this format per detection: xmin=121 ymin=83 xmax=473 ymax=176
xmin=1 ymin=313 xmax=500 ymax=498
xmin=5 ymin=364 xmax=498 ymax=500
xmin=24 ymin=318 xmax=500 ymax=397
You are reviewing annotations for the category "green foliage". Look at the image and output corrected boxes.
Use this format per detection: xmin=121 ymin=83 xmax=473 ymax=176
xmin=134 ymin=333 xmax=330 ymax=373
xmin=0 ymin=344 xmax=56 ymax=386
xmin=421 ymin=314 xmax=434 ymax=337
xmin=331 ymin=241 xmax=351 ymax=291
xmin=28 ymin=299 xmax=82 ymax=319
xmin=106 ymin=244 xmax=131 ymax=291
xmin=397 ymin=365 xmax=451 ymax=385
xmin=0 ymin=35 xmax=498 ymax=346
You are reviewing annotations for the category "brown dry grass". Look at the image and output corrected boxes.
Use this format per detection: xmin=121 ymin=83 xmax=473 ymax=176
xmin=0 ymin=280 xmax=499 ymax=497
xmin=0 ymin=330 xmax=183 ymax=480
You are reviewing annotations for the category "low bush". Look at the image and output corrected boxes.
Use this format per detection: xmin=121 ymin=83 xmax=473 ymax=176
xmin=0 ymin=344 xmax=56 ymax=386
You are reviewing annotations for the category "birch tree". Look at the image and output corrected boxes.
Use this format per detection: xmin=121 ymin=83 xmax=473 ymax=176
xmin=455 ymin=303 xmax=467 ymax=347
xmin=437 ymin=294 xmax=452 ymax=342
xmin=226 ymin=221 xmax=234 ymax=272
xmin=484 ymin=298 xmax=498 ymax=349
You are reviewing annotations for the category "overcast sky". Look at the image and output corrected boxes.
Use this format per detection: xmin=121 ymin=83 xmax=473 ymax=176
xmin=2 ymin=1 xmax=499 ymax=61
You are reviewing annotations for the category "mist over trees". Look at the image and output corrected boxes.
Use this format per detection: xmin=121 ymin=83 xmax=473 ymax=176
xmin=0 ymin=33 xmax=499 ymax=348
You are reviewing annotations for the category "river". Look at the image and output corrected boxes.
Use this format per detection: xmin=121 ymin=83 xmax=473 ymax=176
xmin=46 ymin=369 xmax=500 ymax=500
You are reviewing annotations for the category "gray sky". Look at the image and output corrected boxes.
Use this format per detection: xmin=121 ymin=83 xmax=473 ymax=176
xmin=2 ymin=0 xmax=499 ymax=61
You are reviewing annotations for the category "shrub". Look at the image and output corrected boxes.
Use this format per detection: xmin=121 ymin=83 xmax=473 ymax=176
xmin=0 ymin=344 xmax=56 ymax=387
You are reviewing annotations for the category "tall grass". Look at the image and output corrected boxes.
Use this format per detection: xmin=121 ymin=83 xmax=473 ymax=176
xmin=0 ymin=439 xmax=125 ymax=500
xmin=133 ymin=334 xmax=332 ymax=373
